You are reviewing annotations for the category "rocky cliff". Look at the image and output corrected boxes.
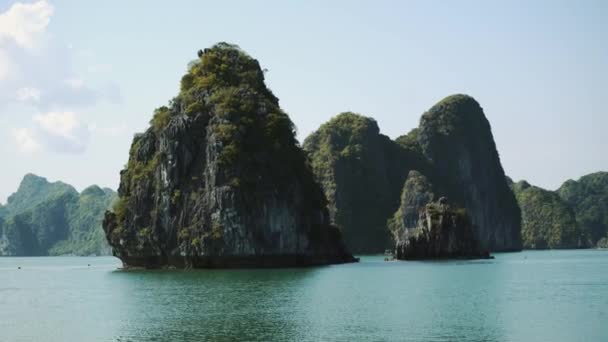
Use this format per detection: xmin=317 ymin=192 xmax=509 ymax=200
xmin=509 ymin=179 xmax=584 ymax=249
xmin=415 ymin=95 xmax=521 ymax=251
xmin=103 ymin=43 xmax=355 ymax=268
xmin=304 ymin=94 xmax=521 ymax=258
xmin=303 ymin=113 xmax=427 ymax=253
xmin=389 ymin=171 xmax=488 ymax=259
xmin=0 ymin=174 xmax=115 ymax=256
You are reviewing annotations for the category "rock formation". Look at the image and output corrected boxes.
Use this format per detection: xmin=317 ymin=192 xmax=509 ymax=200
xmin=389 ymin=171 xmax=488 ymax=259
xmin=303 ymin=113 xmax=427 ymax=253
xmin=414 ymin=95 xmax=521 ymax=252
xmin=102 ymin=43 xmax=356 ymax=268
xmin=305 ymin=94 xmax=521 ymax=259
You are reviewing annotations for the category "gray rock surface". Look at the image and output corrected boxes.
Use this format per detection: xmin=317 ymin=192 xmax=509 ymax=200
xmin=103 ymin=43 xmax=355 ymax=268
xmin=415 ymin=94 xmax=522 ymax=252
xmin=390 ymin=171 xmax=489 ymax=259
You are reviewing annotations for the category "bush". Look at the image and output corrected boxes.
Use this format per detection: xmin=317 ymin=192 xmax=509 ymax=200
xmin=150 ymin=106 xmax=171 ymax=133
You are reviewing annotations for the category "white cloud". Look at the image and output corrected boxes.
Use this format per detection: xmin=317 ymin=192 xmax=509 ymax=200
xmin=12 ymin=127 xmax=41 ymax=153
xmin=33 ymin=111 xmax=80 ymax=138
xmin=0 ymin=1 xmax=121 ymax=108
xmin=9 ymin=111 xmax=91 ymax=154
xmin=1 ymin=2 xmax=120 ymax=156
xmin=33 ymin=111 xmax=90 ymax=154
xmin=16 ymin=86 xmax=41 ymax=102
xmin=0 ymin=0 xmax=53 ymax=50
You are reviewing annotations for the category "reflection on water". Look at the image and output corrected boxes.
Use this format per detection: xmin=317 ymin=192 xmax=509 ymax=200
xmin=1 ymin=250 xmax=607 ymax=341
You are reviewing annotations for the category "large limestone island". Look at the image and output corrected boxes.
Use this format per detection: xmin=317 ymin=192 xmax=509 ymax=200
xmin=305 ymin=95 xmax=521 ymax=259
xmin=103 ymin=43 xmax=356 ymax=268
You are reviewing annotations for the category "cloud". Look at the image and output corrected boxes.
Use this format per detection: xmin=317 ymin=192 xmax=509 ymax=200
xmin=12 ymin=127 xmax=41 ymax=153
xmin=0 ymin=1 xmax=121 ymax=111
xmin=10 ymin=110 xmax=91 ymax=154
xmin=34 ymin=111 xmax=79 ymax=138
xmin=0 ymin=0 xmax=53 ymax=51
xmin=1 ymin=1 xmax=123 ymax=156
xmin=10 ymin=109 xmax=129 ymax=155
xmin=32 ymin=111 xmax=90 ymax=153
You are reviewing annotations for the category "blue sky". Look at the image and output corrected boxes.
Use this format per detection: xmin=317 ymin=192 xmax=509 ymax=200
xmin=0 ymin=0 xmax=606 ymax=202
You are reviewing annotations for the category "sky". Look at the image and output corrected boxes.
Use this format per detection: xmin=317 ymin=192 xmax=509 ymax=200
xmin=0 ymin=0 xmax=606 ymax=203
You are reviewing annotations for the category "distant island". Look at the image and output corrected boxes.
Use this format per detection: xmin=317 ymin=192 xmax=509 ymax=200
xmin=510 ymin=172 xmax=608 ymax=249
xmin=2 ymin=43 xmax=607 ymax=262
xmin=0 ymin=174 xmax=115 ymax=256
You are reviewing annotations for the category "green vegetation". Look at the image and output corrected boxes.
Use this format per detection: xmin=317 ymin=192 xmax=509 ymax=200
xmin=178 ymin=43 xmax=305 ymax=180
xmin=509 ymin=173 xmax=608 ymax=249
xmin=420 ymin=94 xmax=486 ymax=136
xmin=0 ymin=175 xmax=115 ymax=256
xmin=303 ymin=112 xmax=421 ymax=253
xmin=150 ymin=106 xmax=171 ymax=133
xmin=120 ymin=42 xmax=310 ymax=195
xmin=4 ymin=173 xmax=76 ymax=214
xmin=395 ymin=128 xmax=421 ymax=153
xmin=557 ymin=172 xmax=608 ymax=247
xmin=112 ymin=195 xmax=129 ymax=224
xmin=511 ymin=180 xmax=584 ymax=249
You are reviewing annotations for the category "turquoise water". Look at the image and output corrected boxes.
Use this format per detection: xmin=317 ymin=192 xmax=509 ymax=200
xmin=1 ymin=250 xmax=607 ymax=341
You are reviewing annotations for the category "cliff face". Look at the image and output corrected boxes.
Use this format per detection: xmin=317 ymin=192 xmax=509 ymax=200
xmin=103 ymin=43 xmax=355 ymax=268
xmin=558 ymin=172 xmax=608 ymax=247
xmin=303 ymin=113 xmax=427 ymax=253
xmin=0 ymin=174 xmax=115 ymax=256
xmin=416 ymin=95 xmax=521 ymax=251
xmin=389 ymin=171 xmax=488 ymax=259
xmin=304 ymin=94 xmax=521 ymax=257
xmin=510 ymin=179 xmax=584 ymax=249
xmin=388 ymin=171 xmax=435 ymax=238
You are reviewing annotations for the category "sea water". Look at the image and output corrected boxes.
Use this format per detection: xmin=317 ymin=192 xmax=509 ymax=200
xmin=1 ymin=250 xmax=607 ymax=341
